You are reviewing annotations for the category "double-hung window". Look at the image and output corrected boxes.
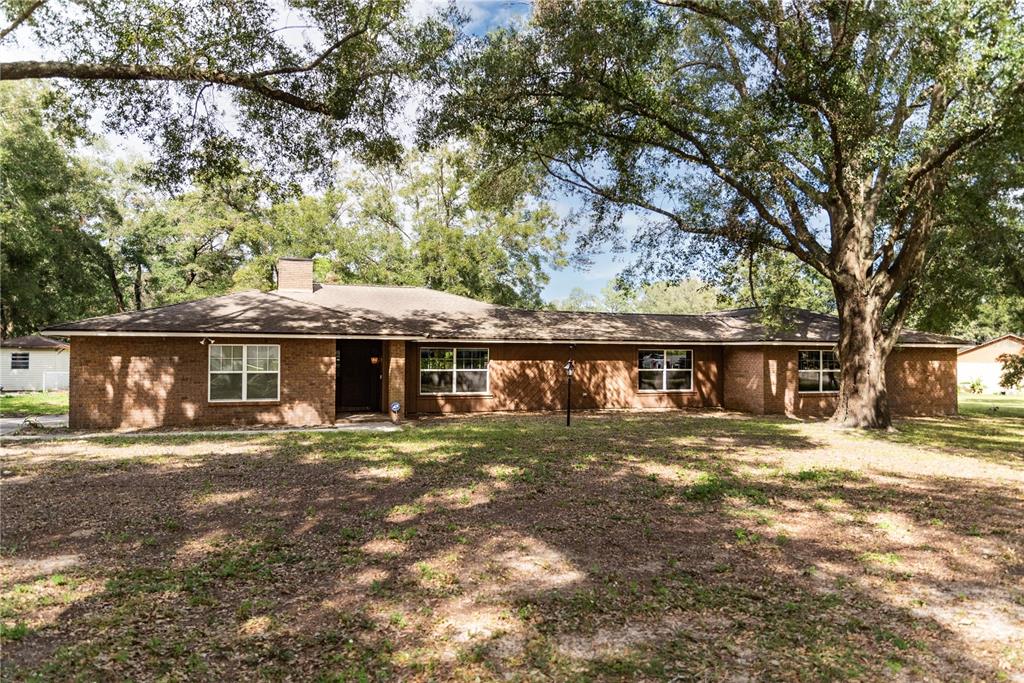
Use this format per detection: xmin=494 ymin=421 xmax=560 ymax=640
xmin=798 ymin=350 xmax=840 ymax=393
xmin=208 ymin=344 xmax=280 ymax=401
xmin=638 ymin=349 xmax=693 ymax=392
xmin=10 ymin=352 xmax=29 ymax=369
xmin=420 ymin=347 xmax=489 ymax=394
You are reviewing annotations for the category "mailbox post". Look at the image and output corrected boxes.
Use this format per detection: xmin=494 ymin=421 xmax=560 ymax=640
xmin=563 ymin=344 xmax=575 ymax=427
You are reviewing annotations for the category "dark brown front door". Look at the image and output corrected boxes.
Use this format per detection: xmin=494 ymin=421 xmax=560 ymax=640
xmin=336 ymin=340 xmax=383 ymax=411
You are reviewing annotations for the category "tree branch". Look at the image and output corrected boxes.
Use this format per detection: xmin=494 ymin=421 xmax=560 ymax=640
xmin=880 ymin=279 xmax=918 ymax=356
xmin=0 ymin=60 xmax=344 ymax=117
xmin=0 ymin=0 xmax=45 ymax=42
xmin=583 ymin=75 xmax=832 ymax=270
xmin=533 ymin=151 xmax=792 ymax=253
xmin=252 ymin=21 xmax=370 ymax=77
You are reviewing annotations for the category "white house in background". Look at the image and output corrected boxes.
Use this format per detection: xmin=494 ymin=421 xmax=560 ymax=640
xmin=0 ymin=336 xmax=70 ymax=392
xmin=957 ymin=334 xmax=1024 ymax=394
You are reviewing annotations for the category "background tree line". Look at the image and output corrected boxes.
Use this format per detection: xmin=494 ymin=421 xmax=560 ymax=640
xmin=1 ymin=83 xmax=567 ymax=336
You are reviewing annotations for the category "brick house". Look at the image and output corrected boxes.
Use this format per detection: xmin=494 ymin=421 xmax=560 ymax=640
xmin=42 ymin=258 xmax=963 ymax=430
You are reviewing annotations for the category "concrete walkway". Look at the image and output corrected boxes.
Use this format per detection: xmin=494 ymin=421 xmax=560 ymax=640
xmin=0 ymin=414 xmax=68 ymax=437
xmin=0 ymin=420 xmax=402 ymax=444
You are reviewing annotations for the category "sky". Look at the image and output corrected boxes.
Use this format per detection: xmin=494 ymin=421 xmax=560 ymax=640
xmin=1 ymin=0 xmax=642 ymax=302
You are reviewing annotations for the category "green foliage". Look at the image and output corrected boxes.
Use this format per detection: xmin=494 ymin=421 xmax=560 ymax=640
xmin=121 ymin=145 xmax=566 ymax=310
xmin=909 ymin=143 xmax=1024 ymax=340
xmin=997 ymin=352 xmax=1024 ymax=391
xmin=549 ymin=287 xmax=604 ymax=312
xmin=964 ymin=378 xmax=985 ymax=395
xmin=440 ymin=0 xmax=1024 ymax=424
xmin=319 ymin=144 xmax=567 ymax=308
xmin=0 ymin=0 xmax=455 ymax=188
xmin=0 ymin=83 xmax=123 ymax=336
xmin=2 ymin=98 xmax=566 ymax=325
xmin=604 ymin=279 xmax=722 ymax=315
xmin=712 ymin=250 xmax=836 ymax=321
xmin=551 ymin=279 xmax=722 ymax=314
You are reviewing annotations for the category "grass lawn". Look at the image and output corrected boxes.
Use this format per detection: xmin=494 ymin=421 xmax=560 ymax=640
xmin=960 ymin=392 xmax=1024 ymax=419
xmin=0 ymin=391 xmax=69 ymax=417
xmin=1 ymin=411 xmax=1021 ymax=681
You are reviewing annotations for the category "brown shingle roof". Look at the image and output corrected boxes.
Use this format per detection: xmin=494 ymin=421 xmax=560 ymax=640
xmin=1 ymin=335 xmax=69 ymax=349
xmin=40 ymin=285 xmax=965 ymax=345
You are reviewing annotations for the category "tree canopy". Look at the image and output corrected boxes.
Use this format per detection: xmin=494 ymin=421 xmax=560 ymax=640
xmin=439 ymin=0 xmax=1024 ymax=427
xmin=108 ymin=144 xmax=566 ymax=312
xmin=0 ymin=83 xmax=122 ymax=335
xmin=0 ymin=0 xmax=454 ymax=187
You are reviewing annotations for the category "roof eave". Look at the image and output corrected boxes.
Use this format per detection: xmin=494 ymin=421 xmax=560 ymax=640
xmin=39 ymin=328 xmax=964 ymax=348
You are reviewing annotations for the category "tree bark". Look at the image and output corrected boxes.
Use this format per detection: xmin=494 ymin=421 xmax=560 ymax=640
xmin=90 ymin=243 xmax=127 ymax=313
xmin=832 ymin=288 xmax=894 ymax=429
xmin=133 ymin=263 xmax=143 ymax=310
xmin=0 ymin=61 xmax=339 ymax=117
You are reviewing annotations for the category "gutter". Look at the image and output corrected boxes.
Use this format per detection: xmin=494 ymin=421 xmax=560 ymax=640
xmin=39 ymin=329 xmax=964 ymax=348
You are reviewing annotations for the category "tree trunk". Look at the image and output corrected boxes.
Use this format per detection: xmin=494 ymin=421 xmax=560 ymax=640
xmin=133 ymin=263 xmax=144 ymax=310
xmin=831 ymin=289 xmax=894 ymax=429
xmin=91 ymin=243 xmax=126 ymax=312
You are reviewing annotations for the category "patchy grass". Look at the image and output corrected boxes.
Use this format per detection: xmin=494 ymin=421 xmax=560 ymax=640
xmin=2 ymin=412 xmax=1022 ymax=681
xmin=0 ymin=391 xmax=68 ymax=417
xmin=850 ymin=393 xmax=1024 ymax=461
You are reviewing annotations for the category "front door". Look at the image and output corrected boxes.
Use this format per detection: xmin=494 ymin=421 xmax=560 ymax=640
xmin=336 ymin=340 xmax=383 ymax=412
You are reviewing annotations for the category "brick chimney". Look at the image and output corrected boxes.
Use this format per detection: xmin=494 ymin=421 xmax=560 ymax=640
xmin=277 ymin=257 xmax=314 ymax=292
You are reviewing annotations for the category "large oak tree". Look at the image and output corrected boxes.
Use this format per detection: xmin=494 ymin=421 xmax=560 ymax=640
xmin=440 ymin=0 xmax=1024 ymax=428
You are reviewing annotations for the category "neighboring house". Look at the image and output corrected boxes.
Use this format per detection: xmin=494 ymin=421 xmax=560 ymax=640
xmin=41 ymin=258 xmax=964 ymax=430
xmin=957 ymin=334 xmax=1024 ymax=393
xmin=0 ymin=335 xmax=70 ymax=392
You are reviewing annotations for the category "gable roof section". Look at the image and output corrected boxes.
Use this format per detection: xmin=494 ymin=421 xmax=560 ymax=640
xmin=0 ymin=335 xmax=69 ymax=350
xmin=957 ymin=334 xmax=1024 ymax=357
xmin=40 ymin=285 xmax=965 ymax=346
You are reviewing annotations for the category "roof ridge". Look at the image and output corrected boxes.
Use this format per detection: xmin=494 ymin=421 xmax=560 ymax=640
xmin=523 ymin=305 xmax=838 ymax=320
xmin=312 ymin=282 xmax=506 ymax=309
xmin=42 ymin=289 xmax=262 ymax=330
xmin=537 ymin=308 xmax=722 ymax=318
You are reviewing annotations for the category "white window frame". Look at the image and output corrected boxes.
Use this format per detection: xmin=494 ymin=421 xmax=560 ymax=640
xmin=637 ymin=348 xmax=694 ymax=393
xmin=207 ymin=344 xmax=281 ymax=402
xmin=10 ymin=352 xmax=29 ymax=370
xmin=419 ymin=347 xmax=490 ymax=395
xmin=798 ymin=349 xmax=841 ymax=394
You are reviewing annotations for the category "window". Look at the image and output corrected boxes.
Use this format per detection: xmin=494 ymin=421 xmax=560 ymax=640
xmin=798 ymin=350 xmax=840 ymax=393
xmin=638 ymin=349 xmax=693 ymax=392
xmin=10 ymin=352 xmax=29 ymax=369
xmin=208 ymin=344 xmax=279 ymax=401
xmin=420 ymin=347 xmax=489 ymax=394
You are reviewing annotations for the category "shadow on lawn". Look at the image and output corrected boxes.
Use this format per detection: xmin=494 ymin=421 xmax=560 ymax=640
xmin=868 ymin=413 xmax=1024 ymax=464
xmin=2 ymin=414 xmax=1022 ymax=680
